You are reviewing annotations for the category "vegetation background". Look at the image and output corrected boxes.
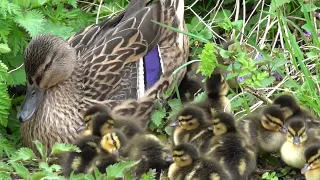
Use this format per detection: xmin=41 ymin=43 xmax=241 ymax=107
xmin=0 ymin=0 xmax=319 ymax=179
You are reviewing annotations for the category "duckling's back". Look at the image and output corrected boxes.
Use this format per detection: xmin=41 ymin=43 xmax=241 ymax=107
xmin=207 ymin=133 xmax=256 ymax=180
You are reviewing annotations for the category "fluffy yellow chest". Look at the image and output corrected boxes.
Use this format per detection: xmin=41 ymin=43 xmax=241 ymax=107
xmin=305 ymin=169 xmax=320 ymax=180
xmin=280 ymin=141 xmax=306 ymax=168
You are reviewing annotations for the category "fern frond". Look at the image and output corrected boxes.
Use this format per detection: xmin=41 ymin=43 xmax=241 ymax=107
xmin=0 ymin=61 xmax=10 ymax=127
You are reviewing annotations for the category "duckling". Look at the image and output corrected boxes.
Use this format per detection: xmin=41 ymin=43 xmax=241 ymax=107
xmin=62 ymin=135 xmax=101 ymax=177
xmin=121 ymin=134 xmax=172 ymax=179
xmin=236 ymin=105 xmax=288 ymax=154
xmin=86 ymin=129 xmax=127 ymax=173
xmin=192 ymin=73 xmax=231 ymax=117
xmin=273 ymin=94 xmax=320 ymax=127
xmin=78 ymin=104 xmax=143 ymax=137
xmin=280 ymin=117 xmax=320 ymax=168
xmin=168 ymin=143 xmax=230 ymax=180
xmin=301 ymin=143 xmax=320 ymax=180
xmin=206 ymin=112 xmax=256 ymax=180
xmin=169 ymin=105 xmax=213 ymax=153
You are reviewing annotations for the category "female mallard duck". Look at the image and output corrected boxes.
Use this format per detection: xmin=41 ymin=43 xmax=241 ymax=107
xmin=17 ymin=0 xmax=188 ymax=152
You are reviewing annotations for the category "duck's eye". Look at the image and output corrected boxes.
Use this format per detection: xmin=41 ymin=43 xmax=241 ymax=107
xmin=31 ymin=90 xmax=36 ymax=97
xmin=188 ymin=122 xmax=193 ymax=125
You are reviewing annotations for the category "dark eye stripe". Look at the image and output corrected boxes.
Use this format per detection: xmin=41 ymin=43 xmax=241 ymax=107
xmin=35 ymin=76 xmax=42 ymax=85
xmin=110 ymin=134 xmax=117 ymax=149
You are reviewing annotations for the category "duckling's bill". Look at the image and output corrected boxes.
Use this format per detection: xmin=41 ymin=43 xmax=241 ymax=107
xmin=301 ymin=163 xmax=311 ymax=174
xmin=76 ymin=123 xmax=87 ymax=133
xmin=18 ymin=84 xmax=45 ymax=122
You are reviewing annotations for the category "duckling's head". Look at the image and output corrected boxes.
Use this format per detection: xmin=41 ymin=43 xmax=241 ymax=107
xmin=77 ymin=104 xmax=113 ymax=134
xmin=301 ymin=144 xmax=320 ymax=174
xmin=170 ymin=106 xmax=206 ymax=130
xmin=100 ymin=129 xmax=127 ymax=156
xmin=261 ymin=105 xmax=287 ymax=133
xmin=211 ymin=112 xmax=236 ymax=135
xmin=172 ymin=143 xmax=199 ymax=167
xmin=287 ymin=117 xmax=307 ymax=146
xmin=205 ymin=73 xmax=229 ymax=98
xmin=273 ymin=94 xmax=300 ymax=119
xmin=18 ymin=34 xmax=76 ymax=122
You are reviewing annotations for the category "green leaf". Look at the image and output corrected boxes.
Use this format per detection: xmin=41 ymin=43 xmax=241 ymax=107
xmin=260 ymin=76 xmax=275 ymax=88
xmin=301 ymin=3 xmax=318 ymax=13
xmin=39 ymin=162 xmax=62 ymax=173
xmin=106 ymin=161 xmax=135 ymax=179
xmin=231 ymin=20 xmax=243 ymax=31
xmin=15 ymin=10 xmax=45 ymax=38
xmin=168 ymin=99 xmax=182 ymax=112
xmin=0 ymin=138 xmax=16 ymax=157
xmin=270 ymin=0 xmax=292 ymax=12
xmin=30 ymin=172 xmax=46 ymax=180
xmin=40 ymin=21 xmax=75 ymax=40
xmin=11 ymin=147 xmax=36 ymax=161
xmin=0 ymin=172 xmax=11 ymax=180
xmin=197 ymin=43 xmax=217 ymax=77
xmin=0 ymin=44 xmax=11 ymax=54
xmin=151 ymin=106 xmax=166 ymax=128
xmin=67 ymin=0 xmax=77 ymax=8
xmin=10 ymin=162 xmax=30 ymax=179
xmin=0 ymin=162 xmax=13 ymax=172
xmin=193 ymin=92 xmax=206 ymax=103
xmin=51 ymin=142 xmax=81 ymax=155
xmin=0 ymin=61 xmax=10 ymax=127
xmin=33 ymin=140 xmax=46 ymax=159
xmin=140 ymin=169 xmax=156 ymax=180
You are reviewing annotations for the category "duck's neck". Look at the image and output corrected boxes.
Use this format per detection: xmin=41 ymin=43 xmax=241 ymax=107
xmin=20 ymin=77 xmax=83 ymax=152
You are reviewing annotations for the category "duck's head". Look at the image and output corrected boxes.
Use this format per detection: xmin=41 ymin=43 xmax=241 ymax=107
xmin=18 ymin=34 xmax=76 ymax=122
xmin=301 ymin=144 xmax=320 ymax=174
xmin=100 ymin=129 xmax=127 ymax=156
xmin=169 ymin=106 xmax=206 ymax=130
xmin=286 ymin=117 xmax=307 ymax=146
xmin=205 ymin=73 xmax=229 ymax=98
xmin=211 ymin=112 xmax=236 ymax=136
xmin=261 ymin=105 xmax=288 ymax=133
xmin=273 ymin=94 xmax=300 ymax=119
xmin=172 ymin=143 xmax=199 ymax=167
xmin=77 ymin=105 xmax=114 ymax=136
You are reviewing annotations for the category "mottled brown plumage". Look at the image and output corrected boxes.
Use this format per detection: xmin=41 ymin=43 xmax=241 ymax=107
xmin=18 ymin=0 xmax=188 ymax=153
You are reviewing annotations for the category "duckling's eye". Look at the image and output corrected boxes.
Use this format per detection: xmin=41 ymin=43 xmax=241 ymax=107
xmin=188 ymin=122 xmax=193 ymax=126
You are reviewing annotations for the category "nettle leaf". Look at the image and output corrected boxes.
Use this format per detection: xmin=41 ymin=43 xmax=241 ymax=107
xmin=140 ymin=169 xmax=156 ymax=180
xmin=33 ymin=140 xmax=46 ymax=159
xmin=15 ymin=10 xmax=45 ymax=38
xmin=106 ymin=161 xmax=135 ymax=179
xmin=0 ymin=162 xmax=13 ymax=172
xmin=67 ymin=0 xmax=77 ymax=8
xmin=41 ymin=21 xmax=75 ymax=40
xmin=151 ymin=106 xmax=166 ymax=128
xmin=168 ymin=99 xmax=182 ymax=112
xmin=39 ymin=162 xmax=62 ymax=173
xmin=197 ymin=43 xmax=217 ymax=77
xmin=11 ymin=147 xmax=36 ymax=161
xmin=51 ymin=142 xmax=81 ymax=155
xmin=0 ymin=43 xmax=11 ymax=54
xmin=6 ymin=2 xmax=22 ymax=16
xmin=260 ymin=76 xmax=276 ymax=88
xmin=10 ymin=162 xmax=30 ymax=179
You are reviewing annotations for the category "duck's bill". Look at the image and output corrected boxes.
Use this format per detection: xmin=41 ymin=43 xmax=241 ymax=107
xmin=76 ymin=123 xmax=87 ymax=133
xmin=165 ymin=155 xmax=173 ymax=163
xmin=280 ymin=125 xmax=288 ymax=133
xmin=301 ymin=163 xmax=311 ymax=174
xmin=293 ymin=136 xmax=301 ymax=145
xmin=168 ymin=121 xmax=179 ymax=127
xmin=17 ymin=84 xmax=45 ymax=122
xmin=110 ymin=149 xmax=119 ymax=156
